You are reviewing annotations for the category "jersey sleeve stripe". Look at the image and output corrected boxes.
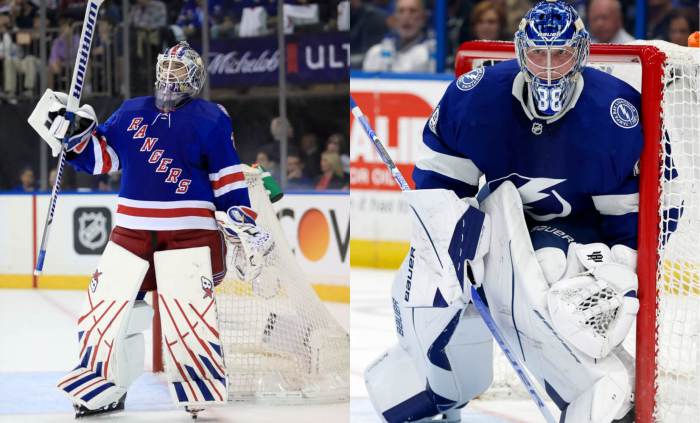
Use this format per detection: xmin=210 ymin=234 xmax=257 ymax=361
xmin=210 ymin=171 xmax=245 ymax=190
xmin=415 ymin=151 xmax=482 ymax=186
xmin=592 ymin=193 xmax=639 ymax=216
xmin=91 ymin=137 xmax=103 ymax=175
xmin=116 ymin=204 xmax=215 ymax=218
xmin=213 ymin=180 xmax=247 ymax=198
xmin=208 ymin=165 xmax=243 ymax=182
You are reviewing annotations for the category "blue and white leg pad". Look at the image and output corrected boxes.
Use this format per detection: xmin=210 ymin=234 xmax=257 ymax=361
xmin=154 ymin=247 xmax=228 ymax=407
xmin=57 ymin=242 xmax=150 ymax=410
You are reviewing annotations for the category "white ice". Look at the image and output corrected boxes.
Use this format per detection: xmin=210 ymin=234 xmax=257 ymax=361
xmin=0 ymin=288 xmax=349 ymax=422
xmin=351 ymin=268 xmax=552 ymax=423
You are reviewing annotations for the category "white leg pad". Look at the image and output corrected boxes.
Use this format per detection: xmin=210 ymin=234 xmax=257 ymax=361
xmin=154 ymin=246 xmax=228 ymax=407
xmin=57 ymin=241 xmax=149 ymax=410
xmin=111 ymin=301 xmax=153 ymax=388
xmin=562 ymin=369 xmax=632 ymax=423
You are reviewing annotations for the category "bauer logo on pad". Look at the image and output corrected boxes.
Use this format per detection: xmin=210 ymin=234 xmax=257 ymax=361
xmin=73 ymin=207 xmax=112 ymax=254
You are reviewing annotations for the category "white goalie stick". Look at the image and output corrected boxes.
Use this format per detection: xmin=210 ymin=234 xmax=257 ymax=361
xmin=34 ymin=0 xmax=104 ymax=275
xmin=350 ymin=96 xmax=557 ymax=423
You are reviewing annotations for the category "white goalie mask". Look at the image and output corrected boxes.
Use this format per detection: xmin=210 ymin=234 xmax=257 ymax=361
xmin=155 ymin=41 xmax=206 ymax=111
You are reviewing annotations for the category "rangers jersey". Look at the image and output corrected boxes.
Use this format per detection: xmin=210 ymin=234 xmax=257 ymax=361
xmin=67 ymin=96 xmax=250 ymax=231
xmin=414 ymin=60 xmax=643 ymax=249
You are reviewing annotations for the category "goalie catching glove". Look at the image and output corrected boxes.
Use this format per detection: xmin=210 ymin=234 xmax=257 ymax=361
xmin=217 ymin=206 xmax=274 ymax=282
xmin=27 ymin=89 xmax=98 ymax=157
xmin=547 ymin=243 xmax=639 ymax=359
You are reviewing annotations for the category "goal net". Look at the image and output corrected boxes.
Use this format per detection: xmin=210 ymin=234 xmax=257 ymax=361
xmin=455 ymin=40 xmax=700 ymax=423
xmin=153 ymin=166 xmax=350 ymax=404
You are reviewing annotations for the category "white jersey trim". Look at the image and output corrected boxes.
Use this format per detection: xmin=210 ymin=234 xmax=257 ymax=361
xmin=91 ymin=138 xmax=103 ymax=175
xmin=212 ymin=180 xmax=247 ymax=198
xmin=115 ymin=214 xmax=218 ymax=231
xmin=592 ymin=193 xmax=639 ymax=216
xmin=208 ymin=164 xmax=243 ymax=181
xmin=415 ymin=150 xmax=481 ymax=187
xmin=117 ymin=197 xmax=216 ymax=210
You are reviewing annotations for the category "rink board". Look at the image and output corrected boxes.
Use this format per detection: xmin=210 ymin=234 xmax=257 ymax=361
xmin=0 ymin=192 xmax=349 ymax=303
xmin=350 ymin=72 xmax=451 ymax=268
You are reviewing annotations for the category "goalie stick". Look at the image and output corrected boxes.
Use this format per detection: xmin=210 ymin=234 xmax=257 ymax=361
xmin=34 ymin=0 xmax=104 ymax=275
xmin=350 ymin=96 xmax=557 ymax=423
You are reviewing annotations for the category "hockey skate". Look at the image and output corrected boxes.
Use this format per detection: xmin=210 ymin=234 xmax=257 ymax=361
xmin=185 ymin=406 xmax=205 ymax=420
xmin=415 ymin=408 xmax=461 ymax=423
xmin=73 ymin=393 xmax=126 ymax=418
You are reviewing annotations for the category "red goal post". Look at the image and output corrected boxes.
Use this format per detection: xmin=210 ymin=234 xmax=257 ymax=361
xmin=455 ymin=40 xmax=699 ymax=423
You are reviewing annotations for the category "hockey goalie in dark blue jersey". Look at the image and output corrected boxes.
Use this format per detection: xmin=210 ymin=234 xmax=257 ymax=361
xmin=28 ymin=42 xmax=272 ymax=418
xmin=365 ymin=2 xmax=640 ymax=423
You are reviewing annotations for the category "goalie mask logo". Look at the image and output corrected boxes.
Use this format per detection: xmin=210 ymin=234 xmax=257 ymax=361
xmin=610 ymin=98 xmax=639 ymax=129
xmin=456 ymin=67 xmax=485 ymax=91
xmin=489 ymin=173 xmax=572 ymax=221
xmin=74 ymin=208 xmax=112 ymax=255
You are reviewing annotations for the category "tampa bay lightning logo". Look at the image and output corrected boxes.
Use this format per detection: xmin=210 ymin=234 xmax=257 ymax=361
xmin=456 ymin=68 xmax=485 ymax=91
xmin=488 ymin=173 xmax=571 ymax=221
xmin=610 ymin=98 xmax=639 ymax=129
xmin=428 ymin=104 xmax=440 ymax=135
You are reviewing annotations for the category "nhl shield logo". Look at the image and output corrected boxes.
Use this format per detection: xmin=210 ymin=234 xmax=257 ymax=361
xmin=73 ymin=207 xmax=112 ymax=254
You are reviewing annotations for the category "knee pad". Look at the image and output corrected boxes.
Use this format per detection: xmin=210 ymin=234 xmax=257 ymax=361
xmin=111 ymin=300 xmax=153 ymax=388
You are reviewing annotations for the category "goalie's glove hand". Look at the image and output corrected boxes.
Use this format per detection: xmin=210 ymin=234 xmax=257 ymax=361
xmin=547 ymin=243 xmax=639 ymax=359
xmin=27 ymin=89 xmax=98 ymax=157
xmin=219 ymin=206 xmax=274 ymax=282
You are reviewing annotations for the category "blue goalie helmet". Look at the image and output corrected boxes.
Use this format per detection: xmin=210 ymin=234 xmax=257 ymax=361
xmin=515 ymin=0 xmax=590 ymax=117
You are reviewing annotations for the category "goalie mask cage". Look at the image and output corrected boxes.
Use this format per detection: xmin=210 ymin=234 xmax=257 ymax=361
xmin=152 ymin=167 xmax=350 ymax=404
xmin=455 ymin=41 xmax=700 ymax=423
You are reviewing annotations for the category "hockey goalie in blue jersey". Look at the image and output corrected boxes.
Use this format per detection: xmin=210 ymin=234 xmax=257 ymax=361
xmin=365 ymin=2 xmax=640 ymax=422
xmin=29 ymin=42 xmax=272 ymax=418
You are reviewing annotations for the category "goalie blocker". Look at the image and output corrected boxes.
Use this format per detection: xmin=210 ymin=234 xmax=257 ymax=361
xmin=366 ymin=182 xmax=637 ymax=423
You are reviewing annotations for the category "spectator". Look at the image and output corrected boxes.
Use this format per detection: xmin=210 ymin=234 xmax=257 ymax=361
xmin=48 ymin=18 xmax=78 ymax=90
xmin=337 ymin=0 xmax=350 ymax=31
xmin=212 ymin=13 xmax=236 ymax=39
xmin=256 ymin=147 xmax=281 ymax=183
xmin=287 ymin=152 xmax=314 ymax=189
xmin=130 ymin=0 xmax=167 ymax=59
xmin=12 ymin=0 xmax=37 ymax=29
xmin=177 ymin=0 xmax=203 ymax=38
xmin=362 ymin=0 xmax=434 ymax=72
xmin=1 ymin=13 xmax=38 ymax=103
xmin=239 ymin=3 xmax=269 ymax=37
xmin=300 ymin=132 xmax=321 ymax=178
xmin=469 ymin=1 xmax=507 ymax=41
xmin=325 ymin=132 xmax=350 ymax=175
xmin=48 ymin=168 xmax=58 ymax=189
xmin=350 ymin=0 xmax=388 ymax=69
xmin=14 ymin=166 xmax=36 ymax=192
xmin=283 ymin=0 xmax=320 ymax=34
xmin=587 ymin=0 xmax=634 ymax=43
xmin=60 ymin=0 xmax=88 ymax=20
xmin=667 ymin=9 xmax=698 ymax=46
xmin=315 ymin=151 xmax=347 ymax=190
xmin=646 ymin=0 xmax=674 ymax=40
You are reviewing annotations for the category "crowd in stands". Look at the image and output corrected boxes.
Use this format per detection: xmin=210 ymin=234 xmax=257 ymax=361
xmin=255 ymin=116 xmax=350 ymax=191
xmin=351 ymin=0 xmax=700 ymax=72
xmin=0 ymin=0 xmax=349 ymax=102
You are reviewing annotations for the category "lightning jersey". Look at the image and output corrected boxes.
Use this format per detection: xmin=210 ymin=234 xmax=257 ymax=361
xmin=414 ymin=60 xmax=643 ymax=249
xmin=67 ymin=96 xmax=250 ymax=231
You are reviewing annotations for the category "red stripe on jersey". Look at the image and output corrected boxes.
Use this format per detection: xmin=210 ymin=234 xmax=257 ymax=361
xmin=116 ymin=205 xmax=215 ymax=218
xmin=210 ymin=171 xmax=244 ymax=190
xmin=240 ymin=206 xmax=257 ymax=221
xmin=98 ymin=137 xmax=111 ymax=173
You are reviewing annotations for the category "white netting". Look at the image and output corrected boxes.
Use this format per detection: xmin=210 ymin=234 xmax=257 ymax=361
xmin=214 ymin=167 xmax=349 ymax=403
xmin=458 ymin=42 xmax=700 ymax=419
xmin=654 ymin=42 xmax=700 ymax=423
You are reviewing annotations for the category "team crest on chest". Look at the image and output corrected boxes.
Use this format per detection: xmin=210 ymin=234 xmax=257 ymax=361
xmin=456 ymin=67 xmax=485 ymax=91
xmin=610 ymin=98 xmax=639 ymax=129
